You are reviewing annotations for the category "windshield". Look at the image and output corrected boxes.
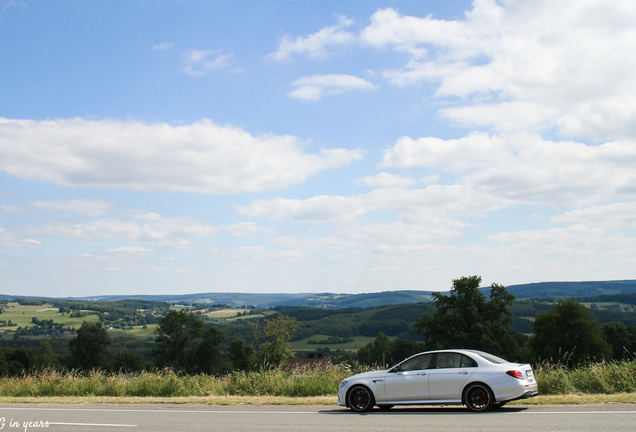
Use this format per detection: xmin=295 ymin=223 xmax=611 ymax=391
xmin=469 ymin=350 xmax=510 ymax=364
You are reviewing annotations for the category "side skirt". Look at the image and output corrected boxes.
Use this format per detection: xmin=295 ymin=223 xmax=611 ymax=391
xmin=387 ymin=399 xmax=463 ymax=406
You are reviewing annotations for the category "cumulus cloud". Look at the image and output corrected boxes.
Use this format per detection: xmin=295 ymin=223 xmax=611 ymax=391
xmin=267 ymin=16 xmax=355 ymax=62
xmin=156 ymin=240 xmax=207 ymax=250
xmin=379 ymin=132 xmax=507 ymax=172
xmin=30 ymin=198 xmax=115 ymax=217
xmin=356 ymin=172 xmax=416 ymax=188
xmin=182 ymin=50 xmax=234 ymax=75
xmin=0 ymin=118 xmax=363 ymax=193
xmin=280 ymin=2 xmax=636 ymax=140
xmin=380 ymin=132 xmax=636 ymax=207
xmin=288 ymin=74 xmax=376 ymax=101
xmin=6 ymin=214 xmax=217 ymax=241
xmin=551 ymin=202 xmax=636 ymax=228
xmin=236 ymin=185 xmax=504 ymax=222
xmin=371 ymin=2 xmax=636 ymax=140
xmin=107 ymin=247 xmax=151 ymax=253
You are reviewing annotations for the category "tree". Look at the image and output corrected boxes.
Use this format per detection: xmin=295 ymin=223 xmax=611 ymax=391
xmin=33 ymin=340 xmax=60 ymax=371
xmin=357 ymin=332 xmax=392 ymax=366
xmin=530 ymin=299 xmax=612 ymax=366
xmin=228 ymin=339 xmax=255 ymax=371
xmin=69 ymin=321 xmax=111 ymax=371
xmin=251 ymin=314 xmax=299 ymax=369
xmin=153 ymin=310 xmax=204 ymax=371
xmin=602 ymin=322 xmax=636 ymax=360
xmin=413 ymin=275 xmax=522 ymax=360
xmin=194 ymin=326 xmax=227 ymax=375
xmin=389 ymin=339 xmax=425 ymax=365
xmin=110 ymin=350 xmax=152 ymax=373
xmin=152 ymin=310 xmax=226 ymax=374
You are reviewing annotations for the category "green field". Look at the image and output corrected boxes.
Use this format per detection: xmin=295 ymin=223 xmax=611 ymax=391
xmin=290 ymin=335 xmax=396 ymax=351
xmin=108 ymin=324 xmax=158 ymax=340
xmin=0 ymin=303 xmax=99 ymax=330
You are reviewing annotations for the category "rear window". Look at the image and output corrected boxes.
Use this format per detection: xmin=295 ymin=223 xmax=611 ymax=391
xmin=470 ymin=351 xmax=509 ymax=364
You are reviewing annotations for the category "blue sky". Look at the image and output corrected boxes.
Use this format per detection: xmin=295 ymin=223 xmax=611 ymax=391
xmin=2 ymin=0 xmax=636 ymax=297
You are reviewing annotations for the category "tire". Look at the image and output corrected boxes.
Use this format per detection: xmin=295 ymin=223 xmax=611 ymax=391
xmin=347 ymin=385 xmax=375 ymax=412
xmin=464 ymin=383 xmax=495 ymax=412
xmin=378 ymin=405 xmax=394 ymax=411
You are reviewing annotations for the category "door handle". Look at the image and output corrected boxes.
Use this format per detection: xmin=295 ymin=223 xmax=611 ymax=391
xmin=458 ymin=371 xmax=467 ymax=375
xmin=417 ymin=372 xmax=426 ymax=376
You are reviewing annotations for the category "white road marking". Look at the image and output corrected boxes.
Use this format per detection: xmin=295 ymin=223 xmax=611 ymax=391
xmin=49 ymin=422 xmax=137 ymax=427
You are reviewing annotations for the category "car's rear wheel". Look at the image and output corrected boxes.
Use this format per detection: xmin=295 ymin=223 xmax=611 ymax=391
xmin=464 ymin=383 xmax=495 ymax=412
xmin=347 ymin=385 xmax=375 ymax=412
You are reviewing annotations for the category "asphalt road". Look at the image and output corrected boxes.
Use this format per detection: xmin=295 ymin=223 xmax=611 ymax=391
xmin=0 ymin=403 xmax=634 ymax=432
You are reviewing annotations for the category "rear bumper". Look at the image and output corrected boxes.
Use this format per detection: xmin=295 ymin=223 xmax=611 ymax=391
xmin=508 ymin=390 xmax=539 ymax=402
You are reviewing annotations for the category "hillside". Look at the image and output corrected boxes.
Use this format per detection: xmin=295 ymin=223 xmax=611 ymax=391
xmin=3 ymin=280 xmax=636 ymax=308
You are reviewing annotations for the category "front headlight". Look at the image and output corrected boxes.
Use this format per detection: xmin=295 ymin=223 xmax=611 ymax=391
xmin=339 ymin=380 xmax=348 ymax=389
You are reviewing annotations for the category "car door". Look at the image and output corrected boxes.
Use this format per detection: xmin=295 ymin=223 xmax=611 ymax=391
xmin=383 ymin=353 xmax=433 ymax=402
xmin=427 ymin=352 xmax=477 ymax=401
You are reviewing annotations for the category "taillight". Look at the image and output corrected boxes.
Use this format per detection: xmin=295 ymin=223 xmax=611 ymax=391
xmin=506 ymin=370 xmax=524 ymax=379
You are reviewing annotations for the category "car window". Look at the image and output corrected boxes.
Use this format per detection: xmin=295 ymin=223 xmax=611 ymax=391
xmin=460 ymin=355 xmax=478 ymax=368
xmin=434 ymin=353 xmax=477 ymax=369
xmin=470 ymin=351 xmax=509 ymax=364
xmin=398 ymin=353 xmax=433 ymax=371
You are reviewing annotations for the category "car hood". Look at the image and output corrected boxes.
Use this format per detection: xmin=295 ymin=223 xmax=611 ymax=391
xmin=346 ymin=370 xmax=387 ymax=381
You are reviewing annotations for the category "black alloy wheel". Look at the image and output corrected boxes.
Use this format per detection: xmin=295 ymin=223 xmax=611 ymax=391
xmin=347 ymin=385 xmax=375 ymax=412
xmin=464 ymin=384 xmax=495 ymax=412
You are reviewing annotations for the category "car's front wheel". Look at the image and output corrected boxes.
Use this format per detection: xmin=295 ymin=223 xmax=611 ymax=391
xmin=464 ymin=383 xmax=495 ymax=412
xmin=347 ymin=385 xmax=375 ymax=412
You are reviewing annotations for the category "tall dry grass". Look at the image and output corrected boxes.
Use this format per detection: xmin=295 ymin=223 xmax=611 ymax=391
xmin=1 ymin=360 xmax=634 ymax=398
xmin=0 ymin=363 xmax=369 ymax=398
xmin=534 ymin=359 xmax=636 ymax=394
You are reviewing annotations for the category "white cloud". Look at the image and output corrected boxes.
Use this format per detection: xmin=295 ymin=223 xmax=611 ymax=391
xmin=30 ymin=198 xmax=114 ymax=217
xmin=222 ymin=222 xmax=270 ymax=237
xmin=439 ymin=102 xmax=561 ymax=133
xmin=107 ymin=247 xmax=151 ymax=253
xmin=0 ymin=237 xmax=42 ymax=248
xmin=156 ymin=240 xmax=207 ymax=250
xmin=153 ymin=42 xmax=173 ymax=50
xmin=363 ymin=2 xmax=636 ymax=141
xmin=280 ymin=2 xmax=636 ymax=140
xmin=288 ymin=74 xmax=376 ymax=101
xmin=1 ymin=0 xmax=27 ymax=15
xmin=1 ymin=205 xmax=24 ymax=214
xmin=551 ymin=202 xmax=636 ymax=228
xmin=379 ymin=132 xmax=507 ymax=172
xmin=380 ymin=132 xmax=636 ymax=207
xmin=0 ymin=118 xmax=363 ymax=193
xmin=356 ymin=172 xmax=416 ymax=188
xmin=236 ymin=185 xmax=503 ymax=222
xmin=182 ymin=50 xmax=234 ymax=75
xmin=267 ymin=15 xmax=355 ymax=62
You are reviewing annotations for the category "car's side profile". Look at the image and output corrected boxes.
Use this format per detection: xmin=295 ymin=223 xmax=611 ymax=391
xmin=338 ymin=349 xmax=538 ymax=412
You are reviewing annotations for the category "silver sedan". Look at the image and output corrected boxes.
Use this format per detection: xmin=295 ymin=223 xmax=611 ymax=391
xmin=338 ymin=349 xmax=538 ymax=412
